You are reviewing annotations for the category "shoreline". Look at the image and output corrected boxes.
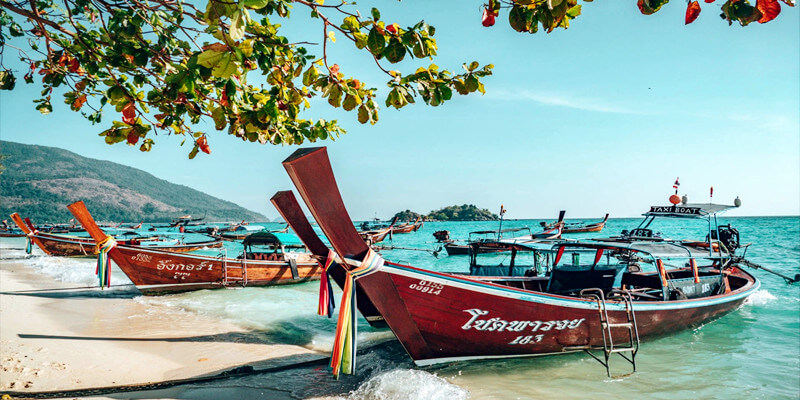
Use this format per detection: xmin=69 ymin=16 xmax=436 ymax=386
xmin=0 ymin=255 xmax=326 ymax=396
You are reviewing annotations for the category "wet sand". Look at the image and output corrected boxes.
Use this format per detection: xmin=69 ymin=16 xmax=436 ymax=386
xmin=0 ymin=257 xmax=327 ymax=397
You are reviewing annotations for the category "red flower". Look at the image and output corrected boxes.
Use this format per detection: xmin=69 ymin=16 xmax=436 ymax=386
xmin=685 ymin=1 xmax=702 ymax=24
xmin=126 ymin=131 xmax=139 ymax=145
xmin=757 ymin=0 xmax=781 ymax=23
xmin=481 ymin=7 xmax=497 ymax=27
xmin=197 ymin=135 xmax=211 ymax=154
xmin=122 ymin=102 xmax=136 ymax=125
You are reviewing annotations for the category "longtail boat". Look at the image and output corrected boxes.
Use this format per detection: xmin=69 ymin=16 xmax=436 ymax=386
xmin=10 ymin=213 xmax=223 ymax=256
xmin=562 ymin=213 xmax=609 ymax=234
xmin=391 ymin=216 xmax=423 ymax=234
xmin=281 ymin=147 xmax=760 ymax=376
xmin=358 ymin=217 xmax=396 ymax=245
xmin=443 ymin=227 xmax=532 ymax=256
xmin=270 ymin=191 xmax=387 ymax=327
xmin=65 ymin=201 xmax=321 ymax=294
xmin=0 ymin=220 xmax=25 ymax=237
xmin=445 ymin=220 xmax=563 ymax=256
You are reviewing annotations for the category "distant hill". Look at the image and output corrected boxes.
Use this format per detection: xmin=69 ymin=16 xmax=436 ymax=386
xmin=393 ymin=209 xmax=422 ymax=221
xmin=426 ymin=204 xmax=499 ymax=221
xmin=0 ymin=141 xmax=267 ymax=223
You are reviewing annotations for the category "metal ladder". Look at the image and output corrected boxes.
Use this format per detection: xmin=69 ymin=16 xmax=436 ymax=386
xmin=220 ymin=250 xmax=247 ymax=288
xmin=580 ymin=288 xmax=640 ymax=378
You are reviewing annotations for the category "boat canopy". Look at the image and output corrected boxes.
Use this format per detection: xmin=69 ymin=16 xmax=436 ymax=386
xmin=469 ymin=227 xmax=530 ymax=236
xmin=242 ymin=231 xmax=282 ymax=246
xmin=643 ymin=203 xmax=738 ymax=219
xmin=234 ymin=224 xmax=265 ymax=232
xmin=550 ymin=240 xmax=730 ymax=260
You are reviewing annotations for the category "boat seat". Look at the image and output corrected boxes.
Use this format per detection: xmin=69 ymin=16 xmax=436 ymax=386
xmin=547 ymin=265 xmax=625 ymax=295
xmin=621 ymin=272 xmax=663 ymax=290
xmin=668 ymin=275 xmax=725 ymax=299
xmin=470 ymin=265 xmax=534 ymax=277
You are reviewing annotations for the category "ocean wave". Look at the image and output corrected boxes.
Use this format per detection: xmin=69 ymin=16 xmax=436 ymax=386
xmin=744 ymin=289 xmax=777 ymax=306
xmin=19 ymin=254 xmax=132 ymax=287
xmin=314 ymin=369 xmax=469 ymax=400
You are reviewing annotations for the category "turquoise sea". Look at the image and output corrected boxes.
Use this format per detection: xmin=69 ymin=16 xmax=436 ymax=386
xmin=2 ymin=215 xmax=798 ymax=399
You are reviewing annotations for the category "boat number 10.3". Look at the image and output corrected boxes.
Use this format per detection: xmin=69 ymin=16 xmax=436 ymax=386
xmin=408 ymin=280 xmax=443 ymax=296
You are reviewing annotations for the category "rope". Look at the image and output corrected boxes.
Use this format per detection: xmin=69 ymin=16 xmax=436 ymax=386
xmin=329 ymin=249 xmax=383 ymax=379
xmin=25 ymin=230 xmax=39 ymax=254
xmin=95 ymin=236 xmax=117 ymax=289
xmin=318 ymin=250 xmax=336 ymax=317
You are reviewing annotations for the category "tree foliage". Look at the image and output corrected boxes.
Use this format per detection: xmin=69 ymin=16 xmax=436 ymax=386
xmin=427 ymin=204 xmax=499 ymax=221
xmin=0 ymin=0 xmax=793 ymax=157
xmin=393 ymin=209 xmax=421 ymax=221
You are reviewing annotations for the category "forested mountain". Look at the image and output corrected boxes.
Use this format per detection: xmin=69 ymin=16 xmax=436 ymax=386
xmin=426 ymin=204 xmax=499 ymax=221
xmin=0 ymin=141 xmax=266 ymax=223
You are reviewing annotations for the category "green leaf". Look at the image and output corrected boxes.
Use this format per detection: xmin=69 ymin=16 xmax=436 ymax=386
xmin=440 ymin=85 xmax=453 ymax=101
xmin=342 ymin=93 xmax=360 ymax=111
xmin=0 ymin=70 xmax=16 ymax=90
xmin=198 ymin=50 xmax=225 ymax=68
xmin=371 ymin=7 xmax=381 ymax=20
xmin=212 ymin=107 xmax=227 ymax=130
xmin=566 ymin=4 xmax=582 ymax=18
xmin=198 ymin=50 xmax=239 ymax=78
xmin=240 ymin=39 xmax=254 ymax=57
xmin=229 ymin=10 xmax=247 ymax=41
xmin=327 ymin=84 xmax=342 ymax=107
xmin=367 ymin=27 xmax=385 ymax=54
xmin=205 ymin=0 xmax=232 ymax=23
xmin=465 ymin=75 xmax=479 ymax=92
xmin=509 ymin=5 xmax=531 ymax=33
xmin=302 ymin=66 xmax=319 ymax=86
xmin=383 ymin=39 xmax=406 ymax=63
xmin=242 ymin=0 xmax=269 ymax=9
xmin=342 ymin=16 xmax=360 ymax=32
xmin=357 ymin=105 xmax=369 ymax=123
xmin=9 ymin=22 xmax=24 ymax=37
xmin=354 ymin=32 xmax=368 ymax=49
xmin=35 ymin=101 xmax=52 ymax=114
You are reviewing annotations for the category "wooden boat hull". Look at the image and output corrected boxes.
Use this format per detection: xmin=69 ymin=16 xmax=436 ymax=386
xmin=279 ymin=147 xmax=760 ymax=367
xmin=562 ymin=225 xmax=604 ymax=233
xmin=28 ymin=233 xmax=98 ymax=257
xmin=561 ymin=214 xmax=609 ymax=234
xmin=105 ymin=245 xmax=322 ymax=294
xmin=24 ymin=232 xmax=224 ymax=257
xmin=355 ymin=262 xmax=758 ymax=365
xmin=391 ymin=219 xmax=423 ymax=234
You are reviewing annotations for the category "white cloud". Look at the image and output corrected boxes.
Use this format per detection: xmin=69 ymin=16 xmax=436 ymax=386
xmin=485 ymin=88 xmax=642 ymax=114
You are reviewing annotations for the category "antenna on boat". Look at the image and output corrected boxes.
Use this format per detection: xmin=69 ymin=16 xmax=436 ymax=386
xmin=496 ymin=205 xmax=506 ymax=240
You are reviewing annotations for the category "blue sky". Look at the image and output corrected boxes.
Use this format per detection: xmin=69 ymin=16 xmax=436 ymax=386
xmin=1 ymin=1 xmax=798 ymax=220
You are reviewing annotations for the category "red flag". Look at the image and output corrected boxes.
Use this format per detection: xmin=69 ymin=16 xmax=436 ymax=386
xmin=710 ymin=186 xmax=714 ymax=198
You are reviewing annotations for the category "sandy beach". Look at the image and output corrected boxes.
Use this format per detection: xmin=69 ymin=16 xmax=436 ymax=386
xmin=0 ymin=255 xmax=327 ymax=397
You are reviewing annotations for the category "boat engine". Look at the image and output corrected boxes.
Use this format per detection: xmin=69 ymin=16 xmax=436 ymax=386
xmin=432 ymin=230 xmax=450 ymax=242
xmin=709 ymin=225 xmax=740 ymax=251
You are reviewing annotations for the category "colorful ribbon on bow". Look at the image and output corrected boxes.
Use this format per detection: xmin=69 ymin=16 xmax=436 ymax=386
xmin=318 ymin=250 xmax=336 ymax=317
xmin=25 ymin=231 xmax=36 ymax=254
xmin=96 ymin=236 xmax=117 ymax=289
xmin=330 ymin=249 xmax=384 ymax=379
